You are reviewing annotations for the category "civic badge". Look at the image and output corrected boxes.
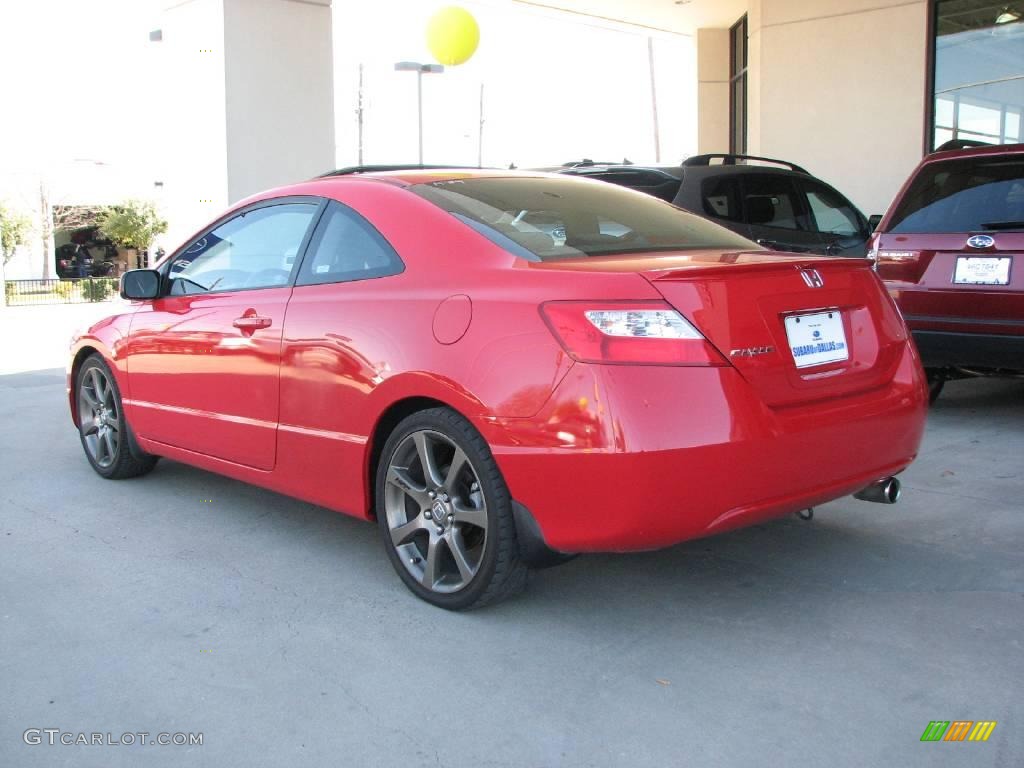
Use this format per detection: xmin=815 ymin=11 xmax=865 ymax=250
xmin=730 ymin=346 xmax=775 ymax=358
xmin=966 ymin=234 xmax=995 ymax=249
xmin=800 ymin=269 xmax=824 ymax=288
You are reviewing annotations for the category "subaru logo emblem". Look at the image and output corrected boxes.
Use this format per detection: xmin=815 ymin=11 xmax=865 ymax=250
xmin=800 ymin=269 xmax=824 ymax=288
xmin=966 ymin=234 xmax=995 ymax=249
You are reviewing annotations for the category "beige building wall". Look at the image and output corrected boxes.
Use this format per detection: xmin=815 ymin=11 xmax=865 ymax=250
xmin=223 ymin=0 xmax=335 ymax=203
xmin=696 ymin=28 xmax=730 ymax=153
xmin=697 ymin=0 xmax=929 ymax=215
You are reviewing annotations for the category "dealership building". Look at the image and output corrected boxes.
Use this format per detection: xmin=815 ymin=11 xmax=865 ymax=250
xmin=152 ymin=0 xmax=1020 ymax=231
xmin=2 ymin=0 xmax=1021 ymax=280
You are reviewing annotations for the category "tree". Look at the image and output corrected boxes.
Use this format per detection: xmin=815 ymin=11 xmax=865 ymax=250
xmin=99 ymin=200 xmax=168 ymax=253
xmin=1 ymin=204 xmax=32 ymax=266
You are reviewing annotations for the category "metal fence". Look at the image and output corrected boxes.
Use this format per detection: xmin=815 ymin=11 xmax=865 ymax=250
xmin=3 ymin=278 xmax=120 ymax=307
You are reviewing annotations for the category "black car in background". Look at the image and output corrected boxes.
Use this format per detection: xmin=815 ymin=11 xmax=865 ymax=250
xmin=544 ymin=154 xmax=871 ymax=257
xmin=55 ymin=227 xmax=119 ymax=279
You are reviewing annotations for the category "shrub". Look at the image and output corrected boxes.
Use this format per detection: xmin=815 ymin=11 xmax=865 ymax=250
xmin=54 ymin=280 xmax=78 ymax=300
xmin=82 ymin=278 xmax=115 ymax=303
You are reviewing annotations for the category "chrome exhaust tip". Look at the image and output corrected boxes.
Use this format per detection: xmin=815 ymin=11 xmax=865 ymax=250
xmin=854 ymin=477 xmax=901 ymax=504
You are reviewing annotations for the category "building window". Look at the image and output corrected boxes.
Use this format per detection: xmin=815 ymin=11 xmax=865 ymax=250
xmin=929 ymin=0 xmax=1024 ymax=149
xmin=729 ymin=15 xmax=748 ymax=154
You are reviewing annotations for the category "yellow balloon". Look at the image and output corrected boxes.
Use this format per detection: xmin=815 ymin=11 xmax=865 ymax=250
xmin=426 ymin=6 xmax=480 ymax=66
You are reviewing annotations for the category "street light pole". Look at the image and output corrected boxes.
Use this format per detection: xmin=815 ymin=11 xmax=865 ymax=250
xmin=395 ymin=61 xmax=444 ymax=164
xmin=416 ymin=68 xmax=424 ymax=163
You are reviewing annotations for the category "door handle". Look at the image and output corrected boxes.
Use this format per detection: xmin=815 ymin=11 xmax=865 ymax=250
xmin=233 ymin=315 xmax=272 ymax=331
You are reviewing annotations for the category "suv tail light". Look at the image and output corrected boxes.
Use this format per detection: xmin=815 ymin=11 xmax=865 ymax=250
xmin=540 ymin=301 xmax=727 ymax=366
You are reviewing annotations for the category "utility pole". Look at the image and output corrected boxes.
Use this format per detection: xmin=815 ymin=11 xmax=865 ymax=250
xmin=478 ymin=83 xmax=485 ymax=168
xmin=394 ymin=62 xmax=444 ymax=164
xmin=356 ymin=63 xmax=365 ymax=165
xmin=648 ymin=37 xmax=661 ymax=163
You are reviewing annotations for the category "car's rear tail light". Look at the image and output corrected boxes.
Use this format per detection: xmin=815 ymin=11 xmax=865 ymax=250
xmin=540 ymin=301 xmax=727 ymax=366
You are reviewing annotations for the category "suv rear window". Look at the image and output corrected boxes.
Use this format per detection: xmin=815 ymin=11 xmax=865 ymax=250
xmin=887 ymin=157 xmax=1024 ymax=233
xmin=411 ymin=176 xmax=755 ymax=261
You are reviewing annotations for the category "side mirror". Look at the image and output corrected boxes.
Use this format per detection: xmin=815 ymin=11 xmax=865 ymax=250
xmin=120 ymin=269 xmax=162 ymax=300
xmin=867 ymin=214 xmax=883 ymax=233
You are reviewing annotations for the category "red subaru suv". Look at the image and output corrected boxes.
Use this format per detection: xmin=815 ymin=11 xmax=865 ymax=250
xmin=871 ymin=142 xmax=1024 ymax=400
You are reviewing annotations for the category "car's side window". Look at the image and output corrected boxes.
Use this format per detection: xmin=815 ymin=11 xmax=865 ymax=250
xmin=741 ymin=175 xmax=808 ymax=231
xmin=701 ymin=177 xmax=744 ymax=222
xmin=803 ymin=181 xmax=862 ymax=236
xmin=168 ymin=203 xmax=318 ymax=295
xmin=295 ymin=201 xmax=404 ymax=286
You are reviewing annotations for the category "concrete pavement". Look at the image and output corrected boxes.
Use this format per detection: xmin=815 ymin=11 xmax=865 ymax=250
xmin=0 ymin=301 xmax=126 ymax=375
xmin=0 ymin=365 xmax=1021 ymax=767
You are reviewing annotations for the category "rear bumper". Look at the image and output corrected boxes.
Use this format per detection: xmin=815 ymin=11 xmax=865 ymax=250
xmin=910 ymin=329 xmax=1024 ymax=371
xmin=484 ymin=348 xmax=927 ymax=553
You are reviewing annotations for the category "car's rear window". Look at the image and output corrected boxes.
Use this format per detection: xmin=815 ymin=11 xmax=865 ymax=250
xmin=887 ymin=156 xmax=1024 ymax=233
xmin=410 ymin=176 xmax=755 ymax=260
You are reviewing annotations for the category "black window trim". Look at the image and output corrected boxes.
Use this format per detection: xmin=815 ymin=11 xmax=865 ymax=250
xmin=158 ymin=195 xmax=328 ymax=296
xmin=729 ymin=14 xmax=749 ymax=155
xmin=292 ymin=199 xmax=406 ymax=287
xmin=924 ymin=0 xmax=1024 ymax=153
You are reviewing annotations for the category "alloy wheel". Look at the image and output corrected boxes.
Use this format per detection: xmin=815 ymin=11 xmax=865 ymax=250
xmin=383 ymin=429 xmax=489 ymax=594
xmin=78 ymin=366 xmax=120 ymax=468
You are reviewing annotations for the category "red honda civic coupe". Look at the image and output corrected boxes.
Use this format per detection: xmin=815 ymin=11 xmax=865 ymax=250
xmin=69 ymin=168 xmax=928 ymax=609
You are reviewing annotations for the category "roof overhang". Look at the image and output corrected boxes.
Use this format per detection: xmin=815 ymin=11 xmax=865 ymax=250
xmin=509 ymin=0 xmax=749 ymax=34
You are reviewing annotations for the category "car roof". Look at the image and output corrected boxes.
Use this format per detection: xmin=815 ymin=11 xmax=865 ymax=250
xmin=923 ymin=141 xmax=1024 ymax=164
xmin=312 ymin=166 xmax=556 ymax=186
xmin=550 ymin=164 xmax=686 ymax=179
xmin=547 ymin=161 xmax=814 ymax=180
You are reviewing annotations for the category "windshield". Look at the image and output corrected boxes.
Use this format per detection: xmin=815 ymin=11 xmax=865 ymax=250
xmin=411 ymin=176 xmax=757 ymax=260
xmin=888 ymin=157 xmax=1024 ymax=233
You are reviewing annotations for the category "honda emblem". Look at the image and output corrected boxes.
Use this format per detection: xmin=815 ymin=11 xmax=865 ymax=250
xmin=800 ymin=269 xmax=824 ymax=288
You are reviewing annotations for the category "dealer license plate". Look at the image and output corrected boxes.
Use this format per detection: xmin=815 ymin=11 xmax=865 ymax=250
xmin=953 ymin=256 xmax=1011 ymax=285
xmin=784 ymin=310 xmax=849 ymax=369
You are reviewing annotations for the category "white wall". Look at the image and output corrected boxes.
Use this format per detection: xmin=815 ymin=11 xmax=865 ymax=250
xmin=156 ymin=0 xmax=230 ymax=251
xmin=155 ymin=0 xmax=335 ymax=253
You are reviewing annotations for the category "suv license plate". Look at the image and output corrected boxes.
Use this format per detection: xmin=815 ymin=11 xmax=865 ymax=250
xmin=784 ymin=310 xmax=849 ymax=369
xmin=954 ymin=256 xmax=1011 ymax=285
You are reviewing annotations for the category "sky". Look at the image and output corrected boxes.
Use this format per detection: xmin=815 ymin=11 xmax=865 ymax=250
xmin=0 ymin=0 xmax=696 ymax=200
xmin=331 ymin=0 xmax=696 ymax=169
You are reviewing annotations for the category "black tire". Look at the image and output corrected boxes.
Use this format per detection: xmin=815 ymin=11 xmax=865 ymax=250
xmin=375 ymin=407 xmax=527 ymax=610
xmin=75 ymin=355 xmax=158 ymax=479
xmin=926 ymin=368 xmax=946 ymax=404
